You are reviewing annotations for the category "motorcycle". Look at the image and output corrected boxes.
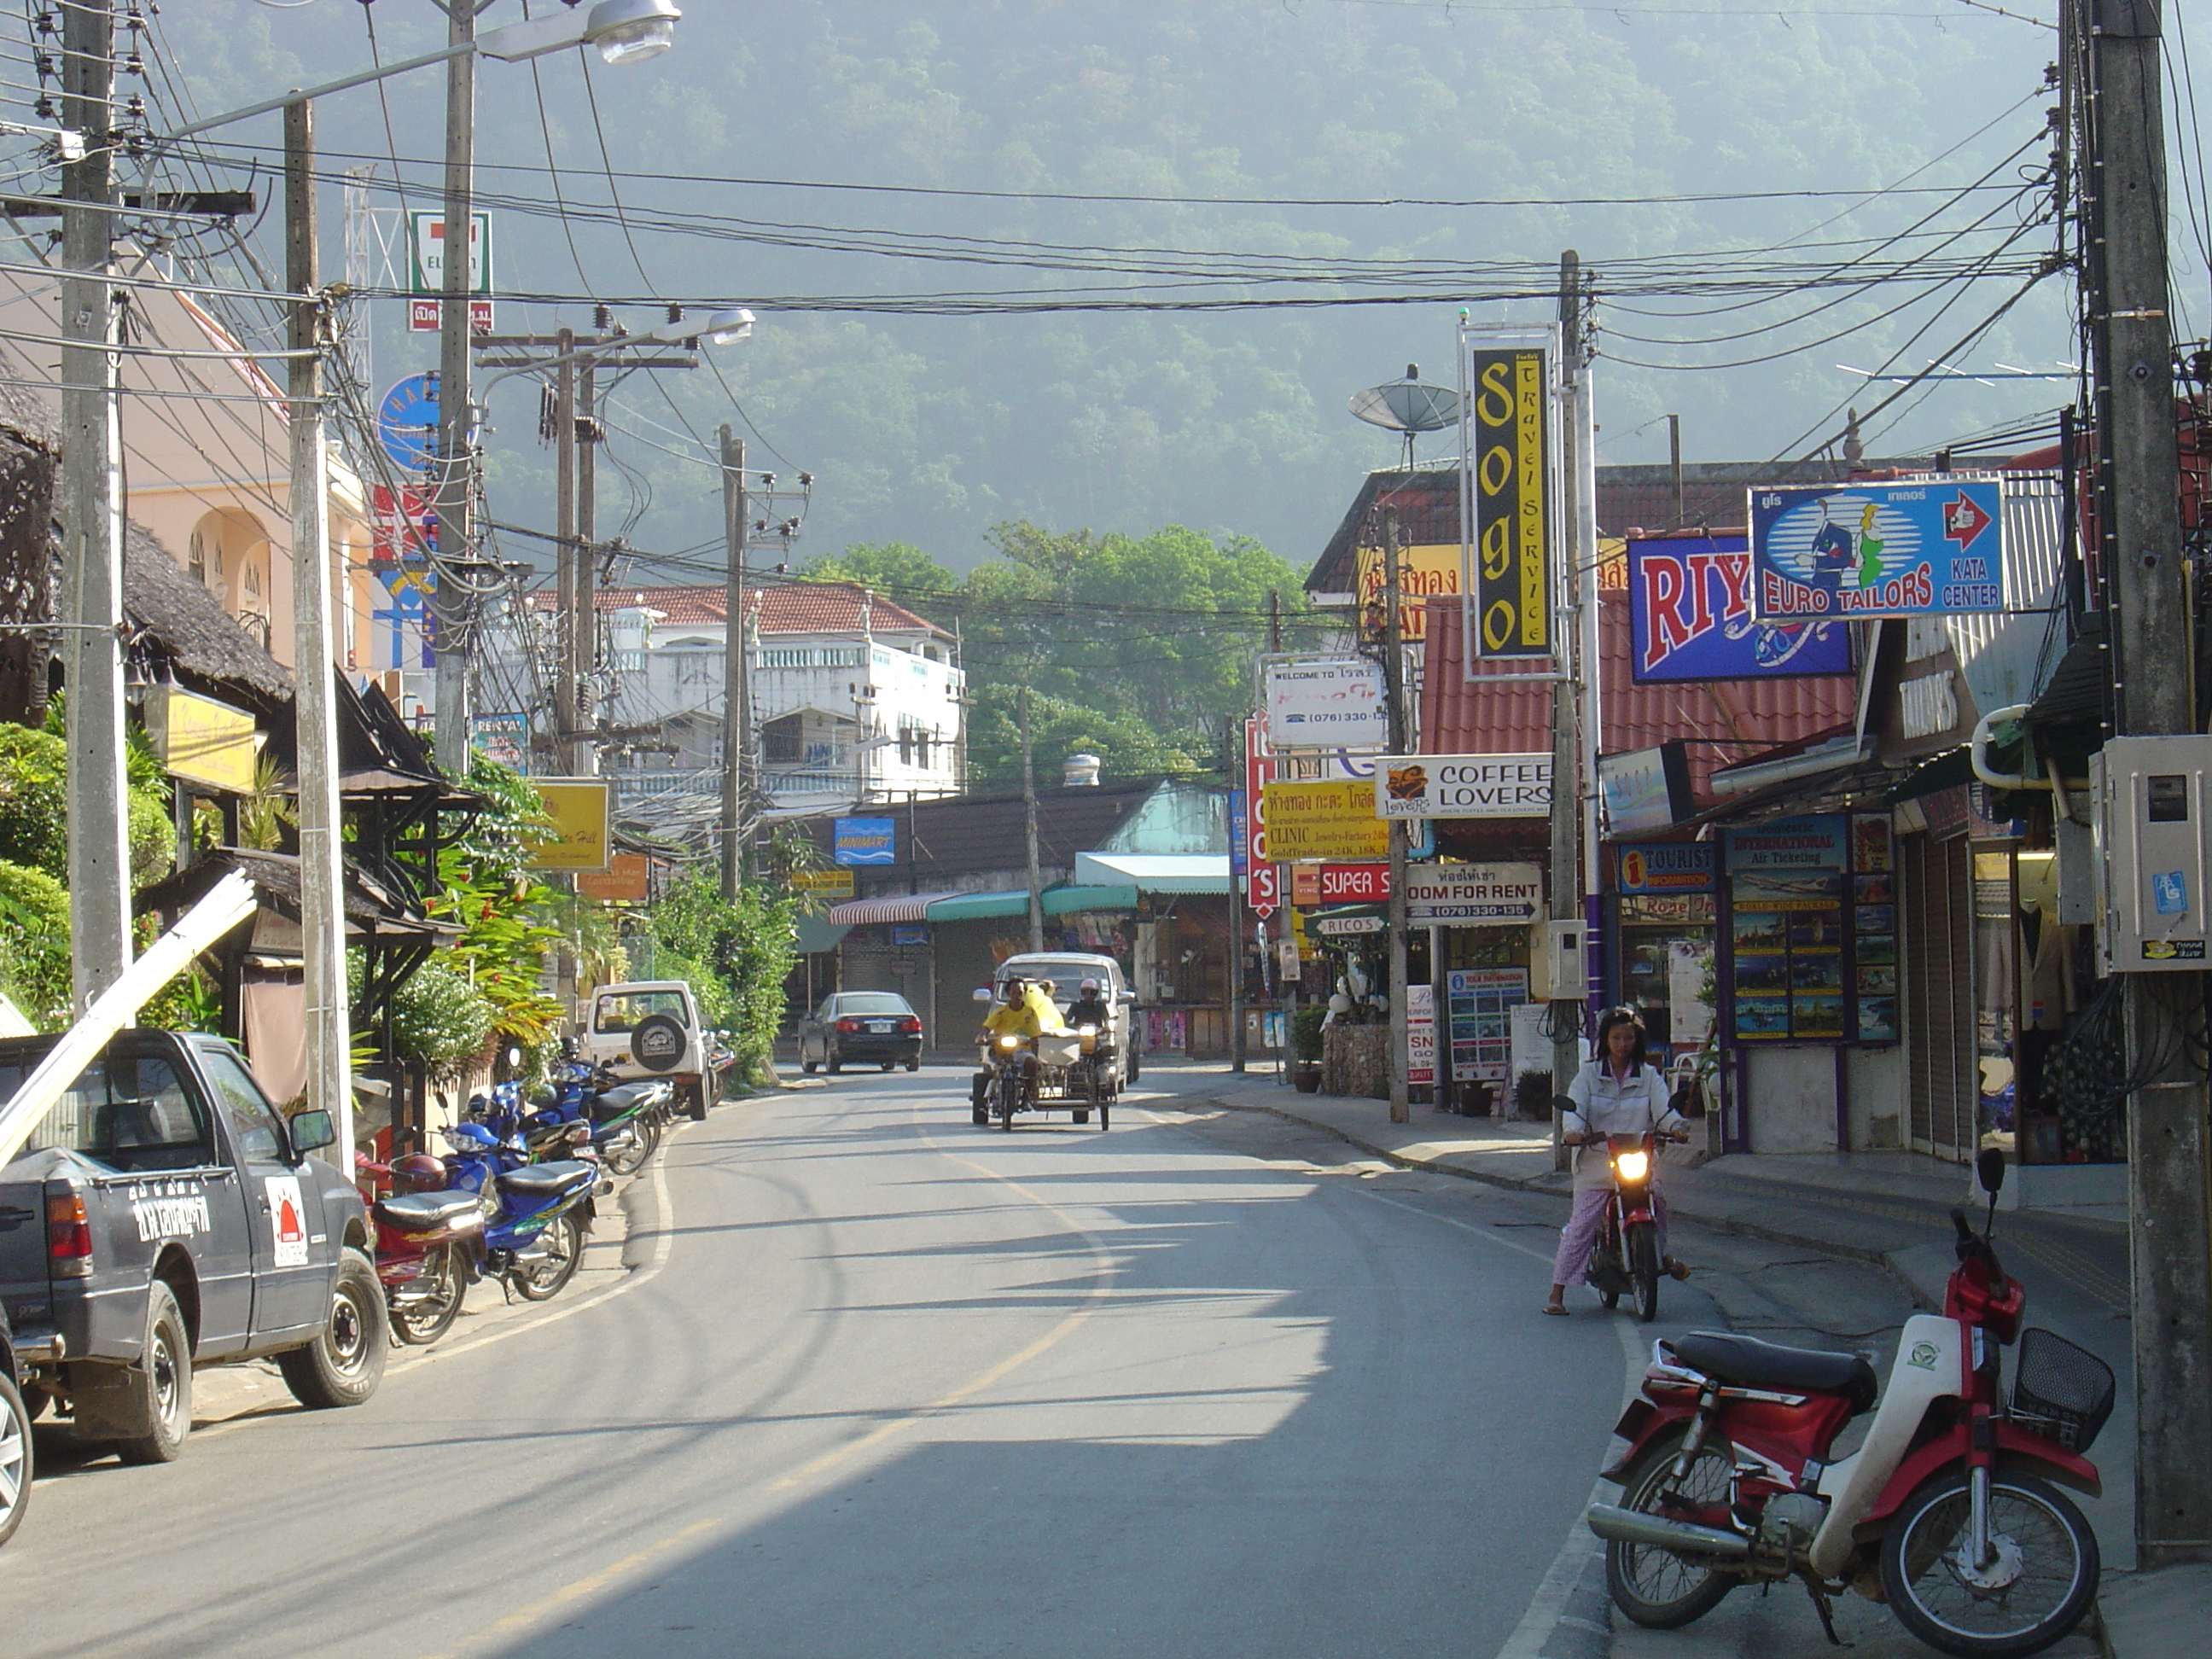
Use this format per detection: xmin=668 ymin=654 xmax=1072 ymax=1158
xmin=1586 ymin=1148 xmax=2109 ymax=1656
xmin=471 ymin=1057 xmax=662 ymax=1178
xmin=974 ymin=1032 xmax=1033 ymax=1131
xmin=356 ymin=1151 xmax=486 ymax=1346
xmin=1576 ymin=1128 xmax=1679 ymax=1324
xmin=439 ymin=1124 xmax=600 ymax=1302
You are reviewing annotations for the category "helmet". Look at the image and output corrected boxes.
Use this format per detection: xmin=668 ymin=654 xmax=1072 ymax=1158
xmin=1079 ymin=978 xmax=1100 ymax=992
xmin=388 ymin=1153 xmax=448 ymax=1195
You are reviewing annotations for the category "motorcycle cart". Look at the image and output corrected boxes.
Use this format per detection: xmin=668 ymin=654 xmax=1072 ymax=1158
xmin=974 ymin=1031 xmax=1113 ymax=1131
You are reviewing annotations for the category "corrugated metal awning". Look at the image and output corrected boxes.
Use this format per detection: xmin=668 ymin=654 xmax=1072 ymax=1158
xmin=1074 ymin=853 xmax=1230 ymax=894
xmin=824 ymin=890 xmax=969 ymax=925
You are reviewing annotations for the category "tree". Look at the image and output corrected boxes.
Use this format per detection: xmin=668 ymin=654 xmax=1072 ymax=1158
xmin=802 ymin=541 xmax=959 ymax=602
xmin=649 ymin=870 xmax=798 ymax=1085
xmin=963 ymin=684 xmax=1205 ymax=794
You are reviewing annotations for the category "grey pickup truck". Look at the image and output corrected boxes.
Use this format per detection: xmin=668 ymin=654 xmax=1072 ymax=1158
xmin=0 ymin=1028 xmax=386 ymax=1543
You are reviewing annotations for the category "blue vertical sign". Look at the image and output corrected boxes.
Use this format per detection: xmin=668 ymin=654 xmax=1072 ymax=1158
xmin=1229 ymin=789 xmax=1249 ymax=881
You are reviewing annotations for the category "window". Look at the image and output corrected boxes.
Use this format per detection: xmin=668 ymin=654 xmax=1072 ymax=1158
xmin=595 ymin=990 xmax=690 ymax=1033
xmin=835 ymin=993 xmax=913 ymax=1016
xmin=763 ymin=714 xmax=803 ymax=763
xmin=2 ymin=1052 xmax=208 ymax=1173
xmin=197 ymin=1048 xmax=290 ymax=1164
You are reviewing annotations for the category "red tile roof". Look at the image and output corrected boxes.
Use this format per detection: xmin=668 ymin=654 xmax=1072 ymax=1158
xmin=527 ymin=580 xmax=946 ymax=637
xmin=1418 ymin=595 xmax=1857 ymax=805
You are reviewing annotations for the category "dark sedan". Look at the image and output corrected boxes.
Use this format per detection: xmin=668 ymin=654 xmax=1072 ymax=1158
xmin=796 ymin=992 xmax=924 ymax=1074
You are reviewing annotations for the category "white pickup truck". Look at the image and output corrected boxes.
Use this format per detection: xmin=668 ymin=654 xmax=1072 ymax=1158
xmin=576 ymin=981 xmax=719 ymax=1121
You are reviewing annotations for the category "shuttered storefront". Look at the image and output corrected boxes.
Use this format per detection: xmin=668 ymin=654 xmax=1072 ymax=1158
xmin=1902 ymin=833 xmax=1976 ymax=1161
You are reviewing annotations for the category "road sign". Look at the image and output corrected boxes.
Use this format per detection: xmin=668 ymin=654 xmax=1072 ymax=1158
xmin=408 ymin=297 xmax=494 ymax=335
xmin=376 ymin=374 xmax=439 ymax=472
xmin=409 ymin=210 xmax=492 ymax=295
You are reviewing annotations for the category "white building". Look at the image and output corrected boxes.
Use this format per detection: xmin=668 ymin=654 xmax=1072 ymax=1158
xmin=551 ymin=580 xmax=964 ymax=823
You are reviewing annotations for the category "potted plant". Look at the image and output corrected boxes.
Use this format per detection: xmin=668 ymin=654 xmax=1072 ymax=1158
xmin=1289 ymin=1007 xmax=1327 ymax=1092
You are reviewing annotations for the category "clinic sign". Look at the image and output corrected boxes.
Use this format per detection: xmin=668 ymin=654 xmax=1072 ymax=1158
xmin=1262 ymin=657 xmax=1388 ymax=751
xmin=1749 ymin=480 xmax=2005 ymax=620
xmin=1376 ymin=754 xmax=1551 ymax=819
xmin=1404 ymin=864 xmax=1543 ymax=924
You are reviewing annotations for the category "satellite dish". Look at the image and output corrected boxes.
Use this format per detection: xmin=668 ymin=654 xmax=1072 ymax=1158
xmin=1348 ymin=366 xmax=1462 ymax=470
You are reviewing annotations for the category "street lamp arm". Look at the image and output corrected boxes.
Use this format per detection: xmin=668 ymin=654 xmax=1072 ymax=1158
xmin=160 ymin=45 xmax=472 ymax=142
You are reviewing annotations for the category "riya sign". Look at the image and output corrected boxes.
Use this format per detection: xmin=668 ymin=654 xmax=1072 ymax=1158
xmin=1628 ymin=534 xmax=1851 ymax=684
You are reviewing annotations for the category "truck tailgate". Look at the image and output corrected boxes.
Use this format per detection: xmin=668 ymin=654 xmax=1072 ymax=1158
xmin=0 ymin=1176 xmax=47 ymax=1339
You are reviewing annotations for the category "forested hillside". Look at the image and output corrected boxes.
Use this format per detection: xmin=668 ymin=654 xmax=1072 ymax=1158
xmin=157 ymin=2 xmax=2060 ymax=572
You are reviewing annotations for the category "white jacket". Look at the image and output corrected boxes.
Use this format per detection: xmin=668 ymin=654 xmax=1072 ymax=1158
xmin=1562 ymin=1059 xmax=1683 ymax=1190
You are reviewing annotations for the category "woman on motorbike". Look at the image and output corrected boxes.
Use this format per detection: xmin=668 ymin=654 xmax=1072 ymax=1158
xmin=1541 ymin=1005 xmax=1691 ymax=1317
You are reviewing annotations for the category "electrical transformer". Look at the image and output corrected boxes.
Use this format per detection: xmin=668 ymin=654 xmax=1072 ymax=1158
xmin=2091 ymin=735 xmax=2212 ymax=974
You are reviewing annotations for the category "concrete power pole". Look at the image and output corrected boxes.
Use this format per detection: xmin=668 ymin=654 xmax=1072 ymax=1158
xmin=2077 ymin=0 xmax=2212 ymax=1569
xmin=1549 ymin=251 xmax=1588 ymax=1169
xmin=551 ymin=329 xmax=577 ymax=771
xmin=285 ymin=100 xmax=352 ymax=1159
xmin=572 ymin=362 xmax=599 ymax=774
xmin=1227 ymin=719 xmax=1246 ymax=1074
xmin=719 ymin=425 xmax=748 ymax=899
xmin=431 ymin=0 xmax=476 ymax=777
xmin=1382 ymin=508 xmax=1410 ymax=1126
xmin=61 ymin=0 xmax=129 ymax=1010
xmin=1020 ymin=685 xmax=1044 ymax=952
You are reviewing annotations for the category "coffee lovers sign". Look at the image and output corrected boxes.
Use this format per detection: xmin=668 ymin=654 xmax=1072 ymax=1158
xmin=1375 ymin=754 xmax=1551 ymax=819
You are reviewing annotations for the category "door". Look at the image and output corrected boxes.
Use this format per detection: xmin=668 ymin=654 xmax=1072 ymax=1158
xmin=195 ymin=1045 xmax=331 ymax=1339
xmin=1902 ymin=835 xmax=1976 ymax=1161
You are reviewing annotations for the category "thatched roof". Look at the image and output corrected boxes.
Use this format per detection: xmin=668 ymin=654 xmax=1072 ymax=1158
xmin=0 ymin=378 xmax=58 ymax=451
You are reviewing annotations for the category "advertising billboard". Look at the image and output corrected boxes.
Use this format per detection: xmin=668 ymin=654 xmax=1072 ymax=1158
xmin=1261 ymin=658 xmax=1388 ymax=752
xmin=525 ymin=781 xmax=612 ymax=872
xmin=1355 ymin=544 xmax=1461 ymax=643
xmin=1627 ymin=533 xmax=1852 ymax=684
xmin=1749 ymin=480 xmax=2005 ymax=620
xmin=1261 ymin=779 xmax=1389 ymax=860
xmin=833 ymin=817 xmax=898 ymax=866
xmin=1467 ymin=346 xmax=1551 ymax=657
xmin=1375 ymin=754 xmax=1551 ymax=819
xmin=1403 ymin=864 xmax=1543 ymax=925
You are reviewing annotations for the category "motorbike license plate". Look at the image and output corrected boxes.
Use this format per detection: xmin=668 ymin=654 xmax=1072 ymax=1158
xmin=869 ymin=1021 xmax=894 ymax=1033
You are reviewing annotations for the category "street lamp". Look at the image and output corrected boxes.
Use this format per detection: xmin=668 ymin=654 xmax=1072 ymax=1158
xmin=480 ymin=0 xmax=682 ymax=67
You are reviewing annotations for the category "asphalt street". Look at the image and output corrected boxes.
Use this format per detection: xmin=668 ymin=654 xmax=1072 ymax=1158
xmin=3 ymin=1064 xmax=1928 ymax=1658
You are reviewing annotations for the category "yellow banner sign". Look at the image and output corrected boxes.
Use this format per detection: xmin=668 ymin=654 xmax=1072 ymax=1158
xmin=1261 ymin=779 xmax=1388 ymax=861
xmin=791 ymin=869 xmax=856 ymax=898
xmin=526 ymin=780 xmax=613 ymax=872
xmin=1354 ymin=543 xmax=1462 ymax=642
xmin=150 ymin=686 xmax=259 ymax=795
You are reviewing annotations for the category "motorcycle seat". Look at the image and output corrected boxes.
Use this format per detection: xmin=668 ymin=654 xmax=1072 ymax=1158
xmin=594 ymin=1084 xmax=655 ymax=1114
xmin=1670 ymin=1331 xmax=1880 ymax=1413
xmin=495 ymin=1161 xmax=597 ymax=1202
xmin=375 ymin=1190 xmax=482 ymax=1232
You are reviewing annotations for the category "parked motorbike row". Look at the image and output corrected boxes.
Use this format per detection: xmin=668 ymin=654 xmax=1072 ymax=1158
xmin=354 ymin=1044 xmax=677 ymax=1347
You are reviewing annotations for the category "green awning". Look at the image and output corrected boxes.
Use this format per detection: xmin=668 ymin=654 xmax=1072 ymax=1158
xmin=925 ymin=889 xmax=1033 ymax=922
xmin=1044 ymin=884 xmax=1138 ymax=915
xmin=793 ymin=916 xmax=850 ymax=953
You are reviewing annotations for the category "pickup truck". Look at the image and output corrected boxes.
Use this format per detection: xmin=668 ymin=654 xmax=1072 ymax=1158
xmin=576 ymin=981 xmax=719 ymax=1120
xmin=0 ymin=1028 xmax=386 ymax=1519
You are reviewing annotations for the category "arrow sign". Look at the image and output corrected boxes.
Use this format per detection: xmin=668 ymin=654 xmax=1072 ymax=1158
xmin=1943 ymin=488 xmax=1994 ymax=551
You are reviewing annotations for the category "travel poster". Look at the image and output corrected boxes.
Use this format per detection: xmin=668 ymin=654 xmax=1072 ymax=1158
xmin=1724 ymin=817 xmax=1847 ymax=1042
xmin=1850 ymin=813 xmax=1898 ymax=1044
xmin=1446 ymin=969 xmax=1529 ymax=1083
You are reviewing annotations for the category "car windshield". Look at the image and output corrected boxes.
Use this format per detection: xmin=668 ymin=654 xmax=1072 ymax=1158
xmin=0 ymin=1051 xmax=212 ymax=1174
xmin=596 ymin=991 xmax=689 ymax=1032
xmin=1000 ymin=969 xmax=1110 ymax=1004
xmin=835 ymin=995 xmax=912 ymax=1016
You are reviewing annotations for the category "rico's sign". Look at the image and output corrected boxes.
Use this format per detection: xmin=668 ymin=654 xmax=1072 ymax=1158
xmin=1628 ymin=534 xmax=1852 ymax=684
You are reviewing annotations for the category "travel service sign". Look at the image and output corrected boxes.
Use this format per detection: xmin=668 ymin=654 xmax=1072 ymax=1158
xmin=1749 ymin=480 xmax=2005 ymax=620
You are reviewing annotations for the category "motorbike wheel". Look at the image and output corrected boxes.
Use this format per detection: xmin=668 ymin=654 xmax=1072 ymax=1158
xmin=510 ymin=1212 xmax=587 ymax=1301
xmin=1604 ymin=1423 xmax=1739 ymax=1629
xmin=602 ymin=1119 xmax=653 ymax=1178
xmin=0 ymin=1369 xmax=32 ymax=1547
xmin=278 ymin=1249 xmax=389 ymax=1409
xmin=1629 ymin=1222 xmax=1662 ymax=1323
xmin=997 ymin=1072 xmax=1019 ymax=1132
xmin=1879 ymin=1468 xmax=2098 ymax=1659
xmin=389 ymin=1242 xmax=469 ymax=1346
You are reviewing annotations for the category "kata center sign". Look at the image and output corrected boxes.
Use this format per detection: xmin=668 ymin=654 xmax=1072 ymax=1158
xmin=1403 ymin=864 xmax=1543 ymax=924
xmin=1749 ymin=480 xmax=2005 ymax=620
xmin=1377 ymin=754 xmax=1551 ymax=819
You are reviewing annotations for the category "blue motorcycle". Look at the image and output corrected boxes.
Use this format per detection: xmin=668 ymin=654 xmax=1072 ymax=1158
xmin=527 ymin=1048 xmax=670 ymax=1177
xmin=439 ymin=1123 xmax=598 ymax=1301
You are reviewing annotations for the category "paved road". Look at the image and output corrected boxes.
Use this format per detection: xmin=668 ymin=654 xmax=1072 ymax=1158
xmin=2 ymin=1066 xmax=1645 ymax=1658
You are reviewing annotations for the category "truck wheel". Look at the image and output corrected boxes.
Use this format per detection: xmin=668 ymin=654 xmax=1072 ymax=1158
xmin=0 ymin=1369 xmax=32 ymax=1546
xmin=113 ymin=1282 xmax=194 ymax=1464
xmin=1126 ymin=1050 xmax=1139 ymax=1084
xmin=683 ymin=1080 xmax=707 ymax=1122
xmin=277 ymin=1249 xmax=388 ymax=1410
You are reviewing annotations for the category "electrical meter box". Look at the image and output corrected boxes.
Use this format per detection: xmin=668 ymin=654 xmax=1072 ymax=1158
xmin=2091 ymin=735 xmax=2212 ymax=973
xmin=1532 ymin=918 xmax=1588 ymax=1001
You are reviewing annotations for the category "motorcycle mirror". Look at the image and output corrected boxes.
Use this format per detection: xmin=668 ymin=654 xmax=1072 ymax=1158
xmin=1551 ymin=1094 xmax=1578 ymax=1118
xmin=1976 ymin=1145 xmax=2006 ymax=1196
xmin=973 ymin=987 xmax=995 ymax=1003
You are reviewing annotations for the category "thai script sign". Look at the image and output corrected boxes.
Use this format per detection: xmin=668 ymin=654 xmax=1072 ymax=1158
xmin=1404 ymin=864 xmax=1543 ymax=924
xmin=1355 ymin=544 xmax=1461 ymax=643
xmin=1468 ymin=346 xmax=1551 ymax=657
xmin=1376 ymin=754 xmax=1551 ymax=819
xmin=1749 ymin=480 xmax=2005 ymax=620
xmin=1261 ymin=779 xmax=1389 ymax=860
xmin=1628 ymin=533 xmax=1851 ymax=683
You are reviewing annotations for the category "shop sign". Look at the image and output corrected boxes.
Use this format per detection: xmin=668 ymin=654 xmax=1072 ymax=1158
xmin=575 ymin=851 xmax=649 ymax=903
xmin=1467 ymin=345 xmax=1551 ymax=657
xmin=1262 ymin=779 xmax=1389 ymax=859
xmin=1316 ymin=863 xmax=1391 ymax=904
xmin=1245 ymin=716 xmax=1273 ymax=863
xmin=1404 ymin=864 xmax=1543 ymax=924
xmin=1406 ymin=983 xmax=1436 ymax=1087
xmin=890 ymin=923 xmax=931 ymax=946
xmin=1599 ymin=742 xmax=1693 ymax=838
xmin=1249 ymin=862 xmax=1279 ymax=918
xmin=1312 ymin=910 xmax=1386 ymax=937
xmin=146 ymin=685 xmax=259 ymax=795
xmin=1749 ymin=479 xmax=2005 ymax=620
xmin=791 ymin=869 xmax=857 ymax=899
xmin=1377 ymin=754 xmax=1551 ymax=819
xmin=834 ymin=816 xmax=897 ymax=866
xmin=1722 ymin=814 xmax=1893 ymax=1045
xmin=473 ymin=712 xmax=528 ymax=772
xmin=1261 ymin=658 xmax=1389 ymax=752
xmin=1628 ymin=533 xmax=1851 ymax=683
xmin=1355 ymin=544 xmax=1462 ymax=643
xmin=1620 ymin=893 xmax=1715 ymax=925
xmin=1617 ymin=842 xmax=1714 ymax=894
xmin=525 ymin=780 xmax=612 ymax=871
xmin=1446 ymin=968 xmax=1531 ymax=1082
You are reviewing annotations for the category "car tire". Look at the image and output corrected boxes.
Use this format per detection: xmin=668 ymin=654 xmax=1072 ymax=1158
xmin=0 ymin=1368 xmax=32 ymax=1547
xmin=801 ymin=1051 xmax=818 ymax=1074
xmin=112 ymin=1281 xmax=193 ymax=1464
xmin=905 ymin=1057 xmax=920 ymax=1072
xmin=826 ymin=1048 xmax=842 ymax=1074
xmin=1126 ymin=1050 xmax=1140 ymax=1084
xmin=278 ymin=1248 xmax=388 ymax=1410
xmin=880 ymin=1060 xmax=894 ymax=1072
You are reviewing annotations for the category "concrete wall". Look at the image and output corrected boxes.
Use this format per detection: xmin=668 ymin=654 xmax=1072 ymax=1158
xmin=1847 ymin=1045 xmax=1907 ymax=1150
xmin=1745 ymin=1045 xmax=1840 ymax=1153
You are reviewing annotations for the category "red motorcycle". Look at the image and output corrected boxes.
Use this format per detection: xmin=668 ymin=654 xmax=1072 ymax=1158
xmin=1575 ymin=1128 xmax=1681 ymax=1324
xmin=1587 ymin=1147 xmax=2110 ymax=1657
xmin=356 ymin=1153 xmax=487 ymax=1348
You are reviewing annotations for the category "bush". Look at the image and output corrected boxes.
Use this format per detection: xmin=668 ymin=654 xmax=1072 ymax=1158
xmin=1513 ymin=1068 xmax=1555 ymax=1121
xmin=1289 ymin=1006 xmax=1326 ymax=1062
xmin=651 ymin=872 xmax=799 ymax=1085
xmin=0 ymin=860 xmax=71 ymax=1029
xmin=386 ymin=958 xmax=495 ymax=1083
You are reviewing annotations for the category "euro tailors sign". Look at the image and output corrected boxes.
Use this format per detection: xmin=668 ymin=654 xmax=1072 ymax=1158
xmin=1375 ymin=754 xmax=1551 ymax=819
xmin=1468 ymin=346 xmax=1551 ymax=657
xmin=1749 ymin=480 xmax=2005 ymax=620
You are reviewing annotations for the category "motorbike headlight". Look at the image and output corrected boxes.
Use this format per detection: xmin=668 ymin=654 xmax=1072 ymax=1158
xmin=1076 ymin=1025 xmax=1096 ymax=1036
xmin=998 ymin=1035 xmax=1019 ymax=1049
xmin=1614 ymin=1149 xmax=1650 ymax=1182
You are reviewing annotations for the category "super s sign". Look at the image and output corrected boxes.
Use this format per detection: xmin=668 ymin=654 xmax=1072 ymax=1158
xmin=1628 ymin=534 xmax=1852 ymax=684
xmin=1749 ymin=480 xmax=2005 ymax=620
xmin=1469 ymin=347 xmax=1550 ymax=657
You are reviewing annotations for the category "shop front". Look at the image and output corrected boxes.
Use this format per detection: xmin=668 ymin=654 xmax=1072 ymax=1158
xmin=1604 ymin=842 xmax=1717 ymax=1076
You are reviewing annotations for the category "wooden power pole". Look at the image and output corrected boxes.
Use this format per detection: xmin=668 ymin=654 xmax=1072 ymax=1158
xmin=1383 ymin=508 xmax=1410 ymax=1125
xmin=719 ymin=426 xmax=748 ymax=899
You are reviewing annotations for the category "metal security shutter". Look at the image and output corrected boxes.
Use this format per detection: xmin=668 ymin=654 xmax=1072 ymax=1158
xmin=1902 ymin=835 xmax=1974 ymax=1161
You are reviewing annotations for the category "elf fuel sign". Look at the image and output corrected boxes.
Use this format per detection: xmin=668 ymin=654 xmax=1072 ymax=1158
xmin=1375 ymin=754 xmax=1551 ymax=819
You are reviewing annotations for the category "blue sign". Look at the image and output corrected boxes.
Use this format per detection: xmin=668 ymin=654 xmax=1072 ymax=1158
xmin=1229 ymin=789 xmax=1249 ymax=879
xmin=1629 ymin=534 xmax=1853 ymax=684
xmin=834 ymin=816 xmax=897 ymax=866
xmin=1750 ymin=480 xmax=2004 ymax=620
xmin=377 ymin=372 xmax=440 ymax=473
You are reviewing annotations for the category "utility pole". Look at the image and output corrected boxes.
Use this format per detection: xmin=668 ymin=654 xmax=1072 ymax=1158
xmin=2076 ymin=0 xmax=2212 ymax=1569
xmin=1019 ymin=685 xmax=1044 ymax=952
xmin=61 ymin=0 xmax=128 ymax=1010
xmin=1550 ymin=251 xmax=1587 ymax=1171
xmin=551 ymin=329 xmax=577 ymax=771
xmin=286 ymin=98 xmax=352 ymax=1160
xmin=573 ymin=360 xmax=599 ymax=773
xmin=719 ymin=424 xmax=748 ymax=898
xmin=430 ymin=0 xmax=477 ymax=777
xmin=1383 ymin=508 xmax=1410 ymax=1125
xmin=1667 ymin=412 xmax=1684 ymax=528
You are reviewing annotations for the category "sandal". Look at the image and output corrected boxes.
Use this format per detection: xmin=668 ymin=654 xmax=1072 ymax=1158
xmin=1664 ymin=1256 xmax=1691 ymax=1282
xmin=1540 ymin=1302 xmax=1569 ymax=1317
